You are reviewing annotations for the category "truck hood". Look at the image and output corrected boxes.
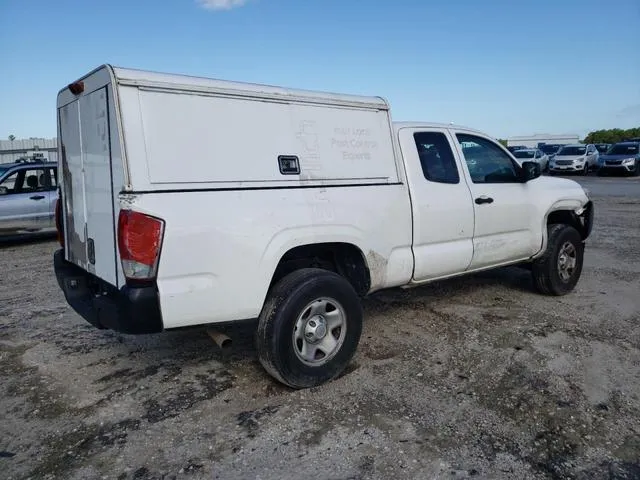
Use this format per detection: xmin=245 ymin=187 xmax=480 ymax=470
xmin=533 ymin=176 xmax=589 ymax=203
xmin=536 ymin=175 xmax=581 ymax=188
xmin=600 ymin=154 xmax=637 ymax=161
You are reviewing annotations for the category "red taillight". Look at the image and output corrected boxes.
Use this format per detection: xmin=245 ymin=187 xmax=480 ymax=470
xmin=55 ymin=197 xmax=64 ymax=247
xmin=117 ymin=210 xmax=165 ymax=282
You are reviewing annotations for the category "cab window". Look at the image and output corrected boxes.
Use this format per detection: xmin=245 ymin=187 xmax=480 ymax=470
xmin=456 ymin=134 xmax=520 ymax=183
xmin=413 ymin=132 xmax=460 ymax=184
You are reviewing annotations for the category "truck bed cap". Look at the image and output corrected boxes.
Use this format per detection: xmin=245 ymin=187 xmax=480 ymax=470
xmin=65 ymin=64 xmax=391 ymax=111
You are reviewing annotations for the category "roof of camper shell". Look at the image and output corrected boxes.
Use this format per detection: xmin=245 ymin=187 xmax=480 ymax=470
xmin=64 ymin=64 xmax=391 ymax=111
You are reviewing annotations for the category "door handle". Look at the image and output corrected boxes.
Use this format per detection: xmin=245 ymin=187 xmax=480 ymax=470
xmin=30 ymin=195 xmax=45 ymax=200
xmin=475 ymin=196 xmax=494 ymax=205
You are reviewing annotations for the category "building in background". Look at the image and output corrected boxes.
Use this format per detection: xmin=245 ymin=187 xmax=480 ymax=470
xmin=0 ymin=138 xmax=58 ymax=164
xmin=507 ymin=134 xmax=580 ymax=148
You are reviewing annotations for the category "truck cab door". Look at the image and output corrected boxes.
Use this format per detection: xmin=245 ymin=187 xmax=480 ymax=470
xmin=452 ymin=131 xmax=541 ymax=269
xmin=398 ymin=127 xmax=475 ymax=282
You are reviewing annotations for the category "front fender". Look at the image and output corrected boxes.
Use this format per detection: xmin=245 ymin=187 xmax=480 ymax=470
xmin=534 ymin=199 xmax=594 ymax=259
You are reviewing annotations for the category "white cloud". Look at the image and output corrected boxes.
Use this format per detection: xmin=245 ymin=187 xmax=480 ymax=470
xmin=196 ymin=0 xmax=250 ymax=10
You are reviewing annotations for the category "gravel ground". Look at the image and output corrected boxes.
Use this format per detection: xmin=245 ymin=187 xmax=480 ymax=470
xmin=1 ymin=176 xmax=639 ymax=480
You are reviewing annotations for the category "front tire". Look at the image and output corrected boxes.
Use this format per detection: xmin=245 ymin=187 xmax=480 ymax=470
xmin=256 ymin=268 xmax=363 ymax=389
xmin=532 ymin=224 xmax=584 ymax=296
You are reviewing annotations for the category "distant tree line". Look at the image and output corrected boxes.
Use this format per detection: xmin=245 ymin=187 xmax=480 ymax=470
xmin=583 ymin=128 xmax=640 ymax=144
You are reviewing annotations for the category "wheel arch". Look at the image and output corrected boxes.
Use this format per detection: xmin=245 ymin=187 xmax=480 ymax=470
xmin=267 ymin=241 xmax=372 ymax=297
xmin=534 ymin=200 xmax=594 ymax=259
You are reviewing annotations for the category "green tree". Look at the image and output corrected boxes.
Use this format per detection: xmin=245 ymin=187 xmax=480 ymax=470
xmin=583 ymin=127 xmax=640 ymax=144
xmin=497 ymin=138 xmax=508 ymax=147
xmin=8 ymin=134 xmax=15 ymax=141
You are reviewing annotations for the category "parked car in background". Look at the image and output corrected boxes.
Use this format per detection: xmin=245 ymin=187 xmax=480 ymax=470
xmin=594 ymin=143 xmax=611 ymax=154
xmin=512 ymin=148 xmax=549 ymax=171
xmin=597 ymin=141 xmax=640 ymax=176
xmin=0 ymin=159 xmax=58 ymax=235
xmin=507 ymin=145 xmax=527 ymax=153
xmin=549 ymin=144 xmax=599 ymax=175
xmin=539 ymin=144 xmax=565 ymax=161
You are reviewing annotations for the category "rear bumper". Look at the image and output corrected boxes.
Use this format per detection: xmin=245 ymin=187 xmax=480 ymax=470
xmin=53 ymin=249 xmax=163 ymax=334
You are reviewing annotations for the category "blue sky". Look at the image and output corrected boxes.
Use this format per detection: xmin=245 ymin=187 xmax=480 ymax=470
xmin=1 ymin=0 xmax=638 ymax=140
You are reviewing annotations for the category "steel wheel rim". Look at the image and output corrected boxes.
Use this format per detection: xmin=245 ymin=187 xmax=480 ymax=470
xmin=557 ymin=241 xmax=577 ymax=282
xmin=292 ymin=297 xmax=347 ymax=366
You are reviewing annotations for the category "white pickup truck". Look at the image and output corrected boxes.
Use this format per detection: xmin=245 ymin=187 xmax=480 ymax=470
xmin=53 ymin=65 xmax=594 ymax=389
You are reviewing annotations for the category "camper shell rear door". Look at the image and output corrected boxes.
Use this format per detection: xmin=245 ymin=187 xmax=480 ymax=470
xmin=57 ymin=66 xmax=122 ymax=287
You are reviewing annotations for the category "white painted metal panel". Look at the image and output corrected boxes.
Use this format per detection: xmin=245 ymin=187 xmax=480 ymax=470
xmin=396 ymin=127 xmax=475 ymax=281
xmin=111 ymin=66 xmax=389 ymax=110
xmin=135 ymin=89 xmax=397 ymax=186
xmin=105 ymin=83 xmax=128 ymax=288
xmin=129 ymin=183 xmax=414 ymax=328
xmin=80 ymin=87 xmax=117 ymax=286
xmin=58 ymin=101 xmax=88 ymax=268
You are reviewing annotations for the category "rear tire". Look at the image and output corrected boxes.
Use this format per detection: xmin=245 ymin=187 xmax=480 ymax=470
xmin=532 ymin=224 xmax=584 ymax=296
xmin=255 ymin=268 xmax=363 ymax=389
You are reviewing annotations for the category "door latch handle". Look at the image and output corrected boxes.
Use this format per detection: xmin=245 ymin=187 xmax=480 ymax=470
xmin=475 ymin=196 xmax=494 ymax=205
xmin=30 ymin=195 xmax=45 ymax=200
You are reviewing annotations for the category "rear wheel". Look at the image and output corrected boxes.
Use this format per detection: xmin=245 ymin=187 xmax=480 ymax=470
xmin=256 ymin=268 xmax=363 ymax=389
xmin=532 ymin=224 xmax=584 ymax=296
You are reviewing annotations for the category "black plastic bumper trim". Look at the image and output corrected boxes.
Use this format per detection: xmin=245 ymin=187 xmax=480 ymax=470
xmin=53 ymin=249 xmax=164 ymax=334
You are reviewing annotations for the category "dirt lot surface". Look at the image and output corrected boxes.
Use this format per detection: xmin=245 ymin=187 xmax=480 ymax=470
xmin=1 ymin=176 xmax=639 ymax=480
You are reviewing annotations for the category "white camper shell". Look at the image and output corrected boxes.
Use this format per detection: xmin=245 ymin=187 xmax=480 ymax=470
xmin=54 ymin=65 xmax=594 ymax=389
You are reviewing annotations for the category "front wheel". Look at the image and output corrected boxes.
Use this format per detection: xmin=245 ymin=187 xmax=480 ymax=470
xmin=255 ymin=268 xmax=363 ymax=389
xmin=531 ymin=224 xmax=584 ymax=296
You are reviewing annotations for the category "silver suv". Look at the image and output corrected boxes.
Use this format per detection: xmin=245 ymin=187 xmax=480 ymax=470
xmin=0 ymin=159 xmax=58 ymax=235
xmin=549 ymin=144 xmax=600 ymax=175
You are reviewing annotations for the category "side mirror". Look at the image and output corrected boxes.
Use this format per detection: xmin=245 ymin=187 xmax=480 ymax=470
xmin=520 ymin=161 xmax=541 ymax=182
xmin=0 ymin=186 xmax=8 ymax=195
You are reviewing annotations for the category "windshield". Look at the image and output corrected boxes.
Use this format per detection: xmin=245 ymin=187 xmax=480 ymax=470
xmin=557 ymin=146 xmax=586 ymax=156
xmin=0 ymin=166 xmax=8 ymax=177
xmin=540 ymin=145 xmax=560 ymax=154
xmin=607 ymin=144 xmax=639 ymax=155
xmin=595 ymin=144 xmax=610 ymax=153
xmin=513 ymin=150 xmax=535 ymax=159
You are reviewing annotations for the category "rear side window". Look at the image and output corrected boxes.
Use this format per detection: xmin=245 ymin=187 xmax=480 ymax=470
xmin=413 ymin=132 xmax=460 ymax=184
